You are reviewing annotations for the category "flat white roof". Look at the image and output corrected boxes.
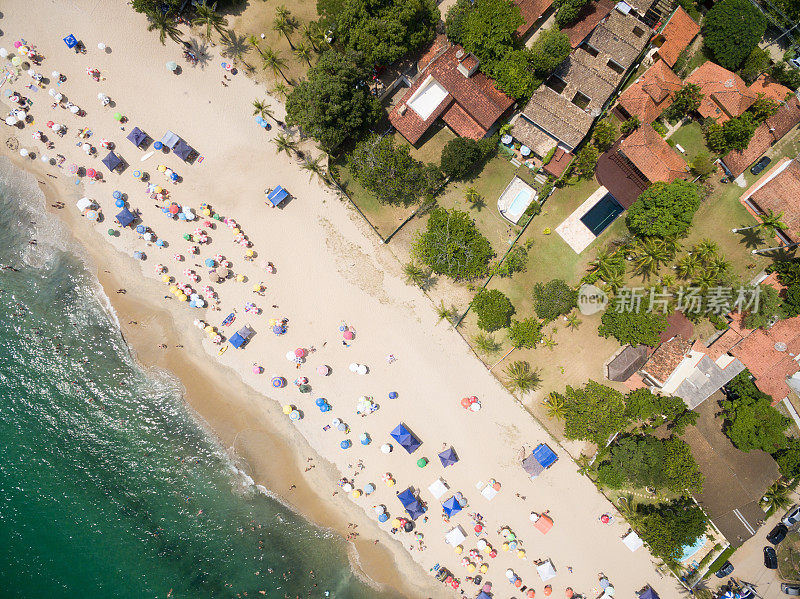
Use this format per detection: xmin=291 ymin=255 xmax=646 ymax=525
xmin=407 ymin=75 xmax=449 ymax=121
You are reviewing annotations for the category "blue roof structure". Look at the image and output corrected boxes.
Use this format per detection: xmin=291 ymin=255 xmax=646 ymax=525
xmin=397 ymin=488 xmax=417 ymax=508
xmin=161 ymin=130 xmax=180 ymax=149
xmin=173 ymin=139 xmax=194 ymax=161
xmin=477 ymin=593 xmax=492 ymax=599
xmin=126 ymin=127 xmax=147 ymax=147
xmin=229 ymin=326 xmax=253 ymax=349
xmin=115 ymin=207 xmax=135 ymax=227
xmin=533 ymin=443 xmax=558 ymax=469
xmin=442 ymin=496 xmax=462 ymax=518
xmin=438 ymin=448 xmax=459 ymax=467
xmin=405 ymin=500 xmax=425 ymax=520
xmin=390 ymin=423 xmax=421 ymax=453
xmin=267 ymin=186 xmax=289 ymax=207
xmin=63 ymin=34 xmax=78 ymax=49
xmin=640 ymin=588 xmax=660 ymax=599
xmin=102 ymin=151 xmax=122 ymax=172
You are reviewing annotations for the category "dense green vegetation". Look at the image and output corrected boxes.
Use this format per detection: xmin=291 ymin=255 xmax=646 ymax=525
xmin=440 ymin=137 xmax=497 ymax=181
xmin=635 ymin=498 xmax=708 ymax=562
xmin=532 ymin=279 xmax=577 ymax=321
xmin=626 ymin=181 xmax=701 ymax=239
xmin=472 ymin=289 xmax=515 ymax=331
xmin=553 ymin=0 xmax=591 ymax=27
xmin=702 ymin=0 xmax=767 ymax=70
xmin=598 ymin=299 xmax=669 ymax=347
xmin=722 ymin=371 xmax=790 ymax=453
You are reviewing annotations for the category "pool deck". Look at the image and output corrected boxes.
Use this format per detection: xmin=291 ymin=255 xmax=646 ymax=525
xmin=556 ymin=186 xmax=609 ymax=253
xmin=497 ymin=176 xmax=536 ymax=224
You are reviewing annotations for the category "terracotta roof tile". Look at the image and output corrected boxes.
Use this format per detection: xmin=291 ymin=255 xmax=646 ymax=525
xmin=729 ymin=316 xmax=800 ymax=402
xmin=544 ymin=147 xmax=573 ymax=176
xmin=748 ymin=160 xmax=800 ymax=241
xmin=560 ymin=0 xmax=616 ymax=48
xmin=390 ymin=42 xmax=514 ymax=145
xmin=618 ymin=60 xmax=682 ymax=123
xmin=749 ymin=74 xmax=793 ymax=104
xmin=661 ymin=310 xmax=695 ymax=343
xmin=618 ymin=123 xmax=689 ymax=182
xmin=722 ymin=97 xmax=800 ymax=177
xmin=514 ymin=0 xmax=554 ymax=37
xmin=685 ymin=62 xmax=757 ymax=122
xmin=656 ymin=7 xmax=700 ymax=67
xmin=641 ymin=334 xmax=693 ymax=385
xmin=519 ymin=86 xmax=595 ymax=149
xmin=441 ymin=101 xmax=488 ymax=139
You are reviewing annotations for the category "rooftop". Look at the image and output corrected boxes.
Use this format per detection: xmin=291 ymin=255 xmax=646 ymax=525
xmin=543 ymin=146 xmax=573 ymax=177
xmin=618 ymin=123 xmax=689 ymax=183
xmin=641 ymin=334 xmax=693 ymax=386
xmin=656 ymin=7 xmax=700 ymax=67
xmin=389 ymin=40 xmax=514 ymax=145
xmin=514 ymin=0 xmax=555 ymax=38
xmin=560 ymin=0 xmax=616 ymax=48
xmin=685 ymin=62 xmax=757 ymax=123
xmin=722 ymin=97 xmax=800 ymax=177
xmin=748 ymin=160 xmax=800 ymax=241
xmin=617 ymin=60 xmax=682 ymax=123
xmin=518 ymin=86 xmax=595 ymax=149
xmin=510 ymin=116 xmax=559 ymax=157
xmin=607 ymin=344 xmax=648 ymax=381
xmin=749 ymin=74 xmax=793 ymax=104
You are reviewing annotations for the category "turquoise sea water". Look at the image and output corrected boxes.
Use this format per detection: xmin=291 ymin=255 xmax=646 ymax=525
xmin=0 ymin=160 xmax=392 ymax=599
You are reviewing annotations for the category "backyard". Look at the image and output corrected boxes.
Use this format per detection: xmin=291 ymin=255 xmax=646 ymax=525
xmin=668 ymin=121 xmax=707 ymax=164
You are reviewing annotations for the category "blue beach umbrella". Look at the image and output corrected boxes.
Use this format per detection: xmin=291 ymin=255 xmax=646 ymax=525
xmin=156 ymin=239 xmax=166 ymax=247
xmin=113 ymin=190 xmax=122 ymax=200
xmin=204 ymin=258 xmax=215 ymax=267
xmin=315 ymin=397 xmax=326 ymax=407
xmin=364 ymin=483 xmax=375 ymax=494
xmin=378 ymin=513 xmax=389 ymax=523
xmin=115 ymin=199 xmax=125 ymax=208
xmin=153 ymin=141 xmax=163 ymax=150
xmin=340 ymin=440 xmax=351 ymax=450
xmin=388 ymin=391 xmax=398 ymax=399
xmin=136 ymin=225 xmax=146 ymax=234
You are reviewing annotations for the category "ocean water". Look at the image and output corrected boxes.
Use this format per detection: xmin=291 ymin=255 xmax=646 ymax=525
xmin=0 ymin=160 xmax=393 ymax=599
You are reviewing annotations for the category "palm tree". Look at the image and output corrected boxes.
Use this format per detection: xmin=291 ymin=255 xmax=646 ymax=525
xmin=762 ymin=481 xmax=793 ymax=517
xmin=472 ymin=332 xmax=502 ymax=355
xmin=540 ymin=335 xmax=558 ymax=350
xmin=616 ymin=494 xmax=642 ymax=526
xmin=660 ymin=273 xmax=676 ymax=288
xmin=219 ymin=29 xmax=250 ymax=67
xmin=272 ymin=133 xmax=298 ymax=157
xmin=733 ymin=209 xmax=788 ymax=239
xmin=465 ymin=187 xmax=486 ymax=211
xmin=147 ymin=12 xmax=184 ymax=45
xmin=504 ymin=361 xmax=542 ymax=397
xmin=403 ymin=262 xmax=428 ymax=287
xmin=675 ymin=253 xmax=700 ymax=280
xmin=300 ymin=155 xmax=329 ymax=184
xmin=248 ymin=35 xmax=264 ymax=57
xmin=692 ymin=239 xmax=719 ymax=263
xmin=603 ymin=270 xmax=625 ymax=294
xmin=293 ymin=43 xmax=313 ymax=66
xmin=544 ymin=392 xmax=566 ymax=420
xmin=435 ymin=301 xmax=456 ymax=324
xmin=575 ymin=453 xmax=595 ymax=477
xmin=192 ymin=1 xmax=227 ymax=41
xmin=631 ymin=238 xmax=671 ymax=280
xmin=252 ymin=99 xmax=275 ymax=121
xmin=275 ymin=4 xmax=291 ymax=20
xmin=303 ymin=22 xmax=325 ymax=52
xmin=273 ymin=12 xmax=298 ymax=50
xmin=565 ymin=312 xmax=582 ymax=331
xmin=262 ymin=46 xmax=290 ymax=83
xmin=271 ymin=82 xmax=290 ymax=101
xmin=588 ymin=248 xmax=615 ymax=276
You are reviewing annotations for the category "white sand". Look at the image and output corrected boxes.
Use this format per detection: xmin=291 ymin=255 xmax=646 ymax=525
xmin=0 ymin=2 xmax=682 ymax=598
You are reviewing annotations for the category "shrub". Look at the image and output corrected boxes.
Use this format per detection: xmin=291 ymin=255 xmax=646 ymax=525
xmin=532 ymin=279 xmax=577 ymax=320
xmin=440 ymin=137 xmax=484 ymax=180
xmin=572 ymin=145 xmax=599 ymax=179
xmin=668 ymin=84 xmax=703 ymax=119
xmin=508 ymin=317 xmax=543 ymax=348
xmin=529 ymin=28 xmax=571 ymax=78
xmin=704 ymin=113 xmax=757 ymax=154
xmin=471 ymin=288 xmax=514 ymax=331
xmin=651 ymin=121 xmax=668 ymax=137
xmin=553 ymin=0 xmax=591 ymax=27
xmin=492 ymin=242 xmax=530 ymax=277
xmin=620 ymin=116 xmax=640 ymax=136
xmin=740 ymin=47 xmax=771 ymax=85
xmin=413 ymin=208 xmax=495 ymax=279
xmin=626 ymin=181 xmax=700 ymax=239
xmin=592 ymin=117 xmax=618 ymax=152
xmin=690 ymin=152 xmax=716 ymax=179
xmin=599 ymin=299 xmax=668 ymax=347
xmin=597 ymin=463 xmax=625 ymax=488
xmin=772 ymin=62 xmax=800 ymax=90
xmin=703 ymin=0 xmax=767 ymax=70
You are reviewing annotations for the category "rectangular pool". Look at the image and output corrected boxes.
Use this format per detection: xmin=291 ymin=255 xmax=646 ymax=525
xmin=580 ymin=193 xmax=623 ymax=236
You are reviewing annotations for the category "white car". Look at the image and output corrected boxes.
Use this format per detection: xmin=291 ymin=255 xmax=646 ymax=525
xmin=782 ymin=505 xmax=800 ymax=527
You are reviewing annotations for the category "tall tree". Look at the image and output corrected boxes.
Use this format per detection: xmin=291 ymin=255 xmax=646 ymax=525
xmin=626 ymin=181 xmax=700 ymax=239
xmin=262 ymin=46 xmax=290 ymax=83
xmin=146 ymin=11 xmax=184 ymax=45
xmin=219 ymin=29 xmax=250 ymax=67
xmin=272 ymin=133 xmax=299 ymax=157
xmin=273 ymin=12 xmax=298 ymax=50
xmin=722 ymin=371 xmax=789 ymax=453
xmin=300 ymin=155 xmax=329 ymax=183
xmin=293 ymin=43 xmax=313 ymax=66
xmin=504 ymin=361 xmax=542 ymax=397
xmin=192 ymin=0 xmax=227 ymax=41
xmin=703 ymin=0 xmax=767 ymax=70
xmin=561 ymin=381 xmax=630 ymax=445
xmin=252 ymin=99 xmax=276 ymax=123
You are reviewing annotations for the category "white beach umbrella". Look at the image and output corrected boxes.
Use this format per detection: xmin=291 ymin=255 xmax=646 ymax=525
xmin=27 ymin=68 xmax=36 ymax=77
xmin=40 ymin=154 xmax=50 ymax=163
xmin=285 ymin=351 xmax=296 ymax=362
xmin=48 ymin=88 xmax=57 ymax=97
xmin=357 ymin=364 xmax=368 ymax=375
xmin=19 ymin=148 xmax=28 ymax=157
xmin=97 ymin=43 xmax=106 ymax=51
xmin=349 ymin=363 xmax=359 ymax=372
xmin=380 ymin=444 xmax=392 ymax=454
xmin=5 ymin=116 xmax=18 ymax=126
xmin=69 ymin=105 xmax=80 ymax=114
xmin=0 ymin=48 xmax=8 ymax=58
xmin=51 ymin=70 xmax=60 ymax=79
xmin=54 ymin=93 xmax=63 ymax=102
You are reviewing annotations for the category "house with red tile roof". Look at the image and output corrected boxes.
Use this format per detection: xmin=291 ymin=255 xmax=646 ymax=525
xmin=617 ymin=123 xmax=689 ymax=182
xmin=654 ymin=7 xmax=700 ymax=67
xmin=684 ymin=62 xmax=757 ymax=123
xmin=721 ymin=96 xmax=800 ymax=177
xmin=616 ymin=59 xmax=682 ymax=123
xmin=749 ymin=74 xmax=794 ymax=104
xmin=560 ymin=0 xmax=617 ymax=48
xmin=513 ymin=0 xmax=555 ymax=39
xmin=388 ymin=40 xmax=515 ymax=145
xmin=741 ymin=159 xmax=800 ymax=243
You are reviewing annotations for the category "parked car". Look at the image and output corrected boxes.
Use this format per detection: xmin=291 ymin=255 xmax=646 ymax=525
xmin=715 ymin=561 xmax=735 ymax=578
xmin=765 ymin=546 xmax=778 ymax=569
xmin=782 ymin=584 xmax=800 ymax=596
xmin=768 ymin=523 xmax=789 ymax=545
xmin=783 ymin=506 xmax=800 ymax=527
xmin=751 ymin=156 xmax=771 ymax=175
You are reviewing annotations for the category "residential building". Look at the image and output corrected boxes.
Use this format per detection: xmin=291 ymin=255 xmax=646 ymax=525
xmin=742 ymin=159 xmax=800 ymax=243
xmin=684 ymin=62 xmax=757 ymax=123
xmin=513 ymin=7 xmax=650 ymax=154
xmin=388 ymin=39 xmax=515 ymax=145
xmin=616 ymin=58 xmax=682 ymax=123
xmin=653 ymin=6 xmax=700 ymax=67
xmin=721 ymin=96 xmax=800 ymax=177
xmin=560 ymin=0 xmax=617 ymax=48
xmin=749 ymin=73 xmax=794 ymax=104
xmin=513 ymin=0 xmax=556 ymax=39
xmin=617 ymin=123 xmax=689 ymax=182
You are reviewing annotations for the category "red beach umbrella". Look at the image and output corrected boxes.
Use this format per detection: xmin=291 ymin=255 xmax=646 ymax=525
xmin=474 ymin=524 xmax=483 ymax=533
xmin=343 ymin=330 xmax=354 ymax=340
xmin=168 ymin=203 xmax=180 ymax=214
xmin=294 ymin=348 xmax=306 ymax=358
xmin=600 ymin=514 xmax=610 ymax=524
xmin=86 ymin=168 xmax=96 ymax=178
xmin=461 ymin=397 xmax=472 ymax=408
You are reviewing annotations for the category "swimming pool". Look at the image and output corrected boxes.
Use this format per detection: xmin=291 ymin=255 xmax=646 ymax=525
xmin=507 ymin=189 xmax=533 ymax=219
xmin=580 ymin=192 xmax=623 ymax=236
xmin=679 ymin=535 xmax=706 ymax=562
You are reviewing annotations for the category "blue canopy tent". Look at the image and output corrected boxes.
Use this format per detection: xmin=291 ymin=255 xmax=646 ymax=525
xmin=477 ymin=593 xmax=492 ymax=599
xmin=442 ymin=496 xmax=462 ymax=518
xmin=126 ymin=127 xmax=147 ymax=148
xmin=438 ymin=448 xmax=459 ymax=467
xmin=161 ymin=130 xmax=180 ymax=149
xmin=228 ymin=326 xmax=253 ymax=349
xmin=522 ymin=443 xmax=558 ymax=479
xmin=115 ymin=207 xmax=135 ymax=227
xmin=405 ymin=500 xmax=425 ymax=521
xmin=63 ymin=34 xmax=78 ymax=49
xmin=267 ymin=186 xmax=289 ymax=207
xmin=102 ymin=151 xmax=122 ymax=172
xmin=640 ymin=588 xmax=660 ymax=599
xmin=173 ymin=139 xmax=195 ymax=161
xmin=390 ymin=423 xmax=421 ymax=454
xmin=397 ymin=488 xmax=417 ymax=508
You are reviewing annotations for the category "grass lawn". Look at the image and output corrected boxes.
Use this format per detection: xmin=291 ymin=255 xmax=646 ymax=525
xmin=668 ymin=121 xmax=707 ymax=164
xmin=394 ymin=124 xmax=457 ymax=166
xmin=230 ymin=0 xmax=318 ymax=86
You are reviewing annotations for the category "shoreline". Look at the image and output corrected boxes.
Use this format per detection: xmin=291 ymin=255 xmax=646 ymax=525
xmin=0 ymin=152 xmax=442 ymax=599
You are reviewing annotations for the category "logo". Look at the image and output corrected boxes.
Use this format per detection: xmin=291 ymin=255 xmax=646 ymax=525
xmin=578 ymin=284 xmax=608 ymax=315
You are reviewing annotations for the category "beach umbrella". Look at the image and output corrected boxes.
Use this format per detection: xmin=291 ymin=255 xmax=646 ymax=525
xmin=41 ymin=155 xmax=50 ymax=163
xmin=282 ymin=405 xmax=292 ymax=415
xmin=271 ymin=376 xmax=286 ymax=388
xmin=388 ymin=391 xmax=398 ymax=400
xmin=136 ymin=225 xmax=146 ymax=234
xmin=156 ymin=240 xmax=166 ymax=247
xmin=378 ymin=513 xmax=388 ymax=523
xmin=289 ymin=410 xmax=300 ymax=421
xmin=340 ymin=440 xmax=351 ymax=450
xmin=272 ymin=325 xmax=285 ymax=335
xmin=317 ymin=364 xmax=330 ymax=376
xmin=294 ymin=348 xmax=305 ymax=358
xmin=252 ymin=365 xmax=263 ymax=374
xmin=133 ymin=251 xmax=144 ymax=260
xmin=0 ymin=49 xmax=8 ymax=58
xmin=86 ymin=210 xmax=98 ymax=221
xmin=518 ymin=549 xmax=526 ymax=559
xmin=19 ymin=148 xmax=28 ymax=157
xmin=11 ymin=56 xmax=22 ymax=66
xmin=166 ymin=61 xmax=178 ymax=72
xmin=113 ymin=112 xmax=123 ymax=121
xmin=373 ymin=505 xmax=384 ymax=515
xmin=417 ymin=457 xmax=428 ymax=468
xmin=337 ymin=422 xmax=347 ymax=432
xmin=98 ymin=43 xmax=106 ymax=50
xmin=285 ymin=351 xmax=296 ymax=362
xmin=380 ymin=444 xmax=392 ymax=454
xmin=69 ymin=105 xmax=80 ymax=114
xmin=5 ymin=116 xmax=18 ymax=126
xmin=114 ymin=199 xmax=125 ymax=208
xmin=544 ymin=585 xmax=552 ymax=596
xmin=343 ymin=330 xmax=354 ymax=340
xmin=349 ymin=363 xmax=358 ymax=373
xmin=113 ymin=190 xmax=122 ymax=200
xmin=87 ymin=168 xmax=97 ymax=179
xmin=356 ymin=364 xmax=368 ymax=375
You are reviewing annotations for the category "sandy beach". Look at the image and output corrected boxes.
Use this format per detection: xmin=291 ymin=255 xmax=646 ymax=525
xmin=0 ymin=2 xmax=683 ymax=598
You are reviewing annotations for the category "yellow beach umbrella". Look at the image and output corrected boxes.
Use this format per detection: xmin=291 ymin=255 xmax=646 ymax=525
xmin=386 ymin=479 xmax=395 ymax=487
xmin=467 ymin=563 xmax=476 ymax=573
xmin=179 ymin=293 xmax=188 ymax=302
xmin=246 ymin=249 xmax=254 ymax=257
xmin=155 ymin=186 xmax=162 ymax=193
xmin=204 ymin=325 xmax=214 ymax=333
xmin=391 ymin=518 xmax=401 ymax=528
xmin=161 ymin=274 xmax=171 ymax=283
xmin=232 ymin=227 xmax=240 ymax=235
xmin=480 ymin=564 xmax=488 ymax=574
xmin=352 ymin=489 xmax=362 ymax=498
xmin=206 ymin=329 xmax=217 ymax=338
xmin=517 ymin=549 xmax=526 ymax=559
xmin=252 ymin=284 xmax=262 ymax=292
xmin=157 ymin=165 xmax=166 ymax=173
xmin=502 ymin=543 xmax=509 ymax=552
xmin=282 ymin=405 xmax=292 ymax=415
xmin=202 ymin=208 xmax=211 ymax=216
xmin=169 ymin=285 xmax=178 ymax=294
xmin=236 ymin=274 xmax=245 ymax=282
xmin=454 ymin=545 xmax=463 ymax=554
